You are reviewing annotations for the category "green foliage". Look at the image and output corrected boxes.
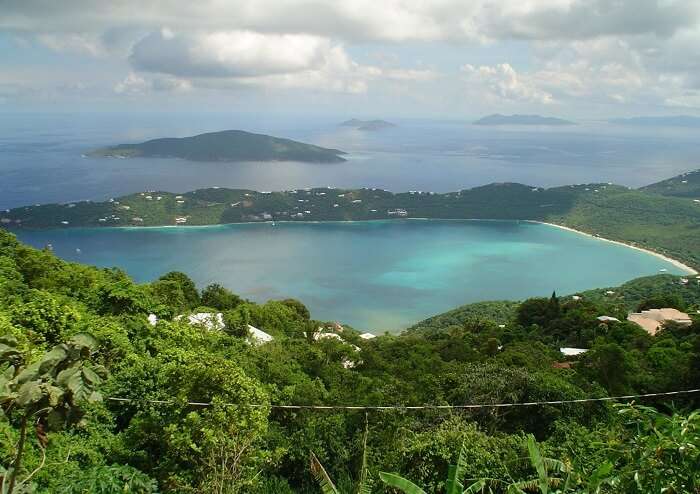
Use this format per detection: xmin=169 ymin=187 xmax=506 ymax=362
xmin=59 ymin=464 xmax=158 ymax=493
xmin=201 ymin=284 xmax=242 ymax=311
xmin=158 ymin=271 xmax=201 ymax=309
xmin=1 ymin=225 xmax=700 ymax=493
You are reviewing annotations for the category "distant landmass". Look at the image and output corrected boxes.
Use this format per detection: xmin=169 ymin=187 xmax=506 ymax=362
xmin=88 ymin=129 xmax=347 ymax=163
xmin=474 ymin=114 xmax=576 ymax=126
xmin=340 ymin=119 xmax=397 ymax=131
xmin=609 ymin=116 xmax=700 ymax=128
xmin=641 ymin=169 xmax=700 ymax=198
xmin=4 ymin=170 xmax=700 ymax=270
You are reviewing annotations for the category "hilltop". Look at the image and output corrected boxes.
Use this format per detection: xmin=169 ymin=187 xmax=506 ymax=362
xmin=474 ymin=114 xmax=575 ymax=126
xmin=339 ymin=118 xmax=397 ymax=130
xmin=641 ymin=169 xmax=700 ymax=198
xmin=88 ymin=129 xmax=347 ymax=163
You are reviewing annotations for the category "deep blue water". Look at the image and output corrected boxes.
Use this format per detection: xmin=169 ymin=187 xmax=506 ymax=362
xmin=2 ymin=112 xmax=700 ymax=210
xmin=14 ymin=220 xmax=689 ymax=331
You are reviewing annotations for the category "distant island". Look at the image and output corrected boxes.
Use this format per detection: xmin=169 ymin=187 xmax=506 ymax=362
xmin=608 ymin=116 xmax=700 ymax=128
xmin=339 ymin=119 xmax=397 ymax=131
xmin=88 ymin=129 xmax=347 ymax=163
xmin=474 ymin=114 xmax=576 ymax=126
xmin=3 ymin=171 xmax=700 ymax=271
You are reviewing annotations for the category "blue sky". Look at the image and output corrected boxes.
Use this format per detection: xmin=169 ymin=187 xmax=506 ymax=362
xmin=2 ymin=1 xmax=700 ymax=118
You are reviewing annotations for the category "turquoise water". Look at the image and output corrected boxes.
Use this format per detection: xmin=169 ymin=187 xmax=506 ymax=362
xmin=13 ymin=220 xmax=690 ymax=331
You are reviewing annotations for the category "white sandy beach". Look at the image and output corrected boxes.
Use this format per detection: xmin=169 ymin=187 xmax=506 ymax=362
xmin=534 ymin=221 xmax=698 ymax=275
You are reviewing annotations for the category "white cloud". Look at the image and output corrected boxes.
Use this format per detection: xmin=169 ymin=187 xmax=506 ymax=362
xmin=3 ymin=0 xmax=697 ymax=43
xmin=462 ymin=63 xmax=555 ymax=104
xmin=130 ymin=30 xmax=333 ymax=78
xmin=114 ymin=73 xmax=191 ymax=95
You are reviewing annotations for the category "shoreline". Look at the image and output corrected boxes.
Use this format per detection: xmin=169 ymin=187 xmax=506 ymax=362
xmin=7 ymin=217 xmax=697 ymax=274
xmin=533 ymin=221 xmax=698 ymax=275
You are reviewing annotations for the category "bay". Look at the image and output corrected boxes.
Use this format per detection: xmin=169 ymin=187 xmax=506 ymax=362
xmin=13 ymin=220 xmax=690 ymax=331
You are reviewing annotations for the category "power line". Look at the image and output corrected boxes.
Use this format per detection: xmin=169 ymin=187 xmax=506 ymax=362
xmin=106 ymin=388 xmax=700 ymax=411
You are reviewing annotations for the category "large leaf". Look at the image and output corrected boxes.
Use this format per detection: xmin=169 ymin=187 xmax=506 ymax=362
xmin=16 ymin=381 xmax=44 ymax=407
xmin=0 ymin=342 xmax=21 ymax=363
xmin=38 ymin=345 xmax=68 ymax=375
xmin=15 ymin=362 xmax=40 ymax=385
xmin=69 ymin=333 xmax=98 ymax=352
xmin=446 ymin=441 xmax=468 ymax=494
xmin=46 ymin=384 xmax=65 ymax=407
xmin=310 ymin=452 xmax=339 ymax=494
xmin=67 ymin=368 xmax=95 ymax=403
xmin=379 ymin=472 xmax=427 ymax=494
xmin=526 ymin=434 xmax=549 ymax=494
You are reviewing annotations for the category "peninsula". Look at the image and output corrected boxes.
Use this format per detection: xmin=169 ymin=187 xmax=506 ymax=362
xmin=3 ymin=171 xmax=700 ymax=271
xmin=88 ymin=129 xmax=347 ymax=163
xmin=474 ymin=114 xmax=576 ymax=126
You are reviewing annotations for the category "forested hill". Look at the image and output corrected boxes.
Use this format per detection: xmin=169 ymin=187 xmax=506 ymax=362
xmin=1 ymin=227 xmax=699 ymax=492
xmin=409 ymin=273 xmax=700 ymax=334
xmin=88 ymin=129 xmax=347 ymax=163
xmin=641 ymin=168 xmax=700 ymax=197
xmin=4 ymin=176 xmax=700 ymax=269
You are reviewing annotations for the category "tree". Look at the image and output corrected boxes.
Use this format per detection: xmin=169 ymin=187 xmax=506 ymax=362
xmin=281 ymin=299 xmax=311 ymax=321
xmin=201 ymin=284 xmax=242 ymax=311
xmin=157 ymin=272 xmax=199 ymax=309
xmin=0 ymin=333 xmax=106 ymax=494
xmin=637 ymin=294 xmax=685 ymax=312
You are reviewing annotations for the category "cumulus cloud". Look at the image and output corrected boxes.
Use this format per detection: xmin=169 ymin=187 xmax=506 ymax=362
xmin=3 ymin=0 xmax=698 ymax=43
xmin=3 ymin=0 xmax=700 ymax=110
xmin=123 ymin=29 xmax=437 ymax=94
xmin=130 ymin=29 xmax=332 ymax=78
xmin=114 ymin=72 xmax=191 ymax=95
xmin=462 ymin=63 xmax=554 ymax=104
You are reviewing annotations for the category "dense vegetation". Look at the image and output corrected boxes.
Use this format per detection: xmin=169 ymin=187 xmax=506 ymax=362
xmin=1 ymin=228 xmax=700 ymax=493
xmin=4 ymin=171 xmax=700 ymax=270
xmin=88 ymin=130 xmax=347 ymax=163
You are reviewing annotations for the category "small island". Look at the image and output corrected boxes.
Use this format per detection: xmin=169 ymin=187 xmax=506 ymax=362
xmin=88 ymin=129 xmax=347 ymax=163
xmin=339 ymin=119 xmax=397 ymax=131
xmin=474 ymin=114 xmax=576 ymax=126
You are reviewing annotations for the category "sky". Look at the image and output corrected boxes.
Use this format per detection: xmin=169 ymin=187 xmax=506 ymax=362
xmin=2 ymin=0 xmax=700 ymax=118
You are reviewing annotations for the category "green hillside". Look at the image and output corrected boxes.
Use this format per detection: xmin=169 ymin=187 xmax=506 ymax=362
xmin=4 ymin=176 xmax=700 ymax=270
xmin=641 ymin=169 xmax=700 ymax=198
xmin=1 ymin=228 xmax=699 ymax=493
xmin=410 ymin=273 xmax=700 ymax=334
xmin=88 ymin=129 xmax=347 ymax=163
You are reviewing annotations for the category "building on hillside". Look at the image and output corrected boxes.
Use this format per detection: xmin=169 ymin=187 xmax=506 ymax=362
xmin=359 ymin=332 xmax=376 ymax=340
xmin=247 ymin=325 xmax=274 ymax=346
xmin=387 ymin=208 xmax=408 ymax=217
xmin=175 ymin=312 xmax=225 ymax=331
xmin=627 ymin=308 xmax=692 ymax=335
xmin=560 ymin=347 xmax=588 ymax=356
xmin=597 ymin=315 xmax=620 ymax=322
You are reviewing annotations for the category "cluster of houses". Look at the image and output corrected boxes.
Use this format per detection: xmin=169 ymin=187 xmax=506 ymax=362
xmin=553 ymin=304 xmax=695 ymax=368
xmin=152 ymin=312 xmax=377 ymax=368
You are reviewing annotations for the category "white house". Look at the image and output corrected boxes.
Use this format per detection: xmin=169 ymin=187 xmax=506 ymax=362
xmin=560 ymin=347 xmax=588 ymax=356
